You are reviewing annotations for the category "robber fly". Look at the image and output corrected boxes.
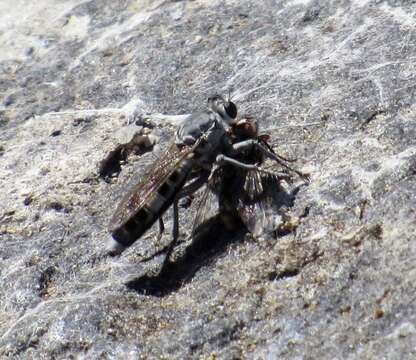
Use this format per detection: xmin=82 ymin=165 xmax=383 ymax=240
xmin=107 ymin=95 xmax=306 ymax=260
xmin=107 ymin=94 xmax=238 ymax=255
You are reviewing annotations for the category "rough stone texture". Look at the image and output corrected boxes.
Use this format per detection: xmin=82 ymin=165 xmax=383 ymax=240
xmin=1 ymin=0 xmax=416 ymax=358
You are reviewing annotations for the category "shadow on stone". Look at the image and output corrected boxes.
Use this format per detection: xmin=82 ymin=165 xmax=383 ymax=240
xmin=125 ymin=175 xmax=305 ymax=296
xmin=99 ymin=138 xmax=155 ymax=182
xmin=126 ymin=215 xmax=247 ymax=297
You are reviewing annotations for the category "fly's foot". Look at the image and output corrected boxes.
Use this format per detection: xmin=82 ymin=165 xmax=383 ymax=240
xmin=106 ymin=236 xmax=126 ymax=256
xmin=178 ymin=195 xmax=194 ymax=208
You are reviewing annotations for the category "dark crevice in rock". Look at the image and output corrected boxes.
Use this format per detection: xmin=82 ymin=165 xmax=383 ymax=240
xmin=300 ymin=205 xmax=311 ymax=219
xmin=275 ymin=225 xmax=296 ymax=237
xmin=47 ymin=201 xmax=65 ymax=212
xmin=134 ymin=115 xmax=156 ymax=129
xmin=39 ymin=266 xmax=56 ymax=299
xmin=98 ymin=145 xmax=129 ymax=181
xmin=50 ymin=129 xmax=62 ymax=137
xmin=268 ymin=268 xmax=300 ymax=281
xmin=302 ymin=3 xmax=321 ymax=23
xmin=98 ymin=136 xmax=155 ymax=182
xmin=23 ymin=194 xmax=34 ymax=206
xmin=73 ymin=115 xmax=95 ymax=130
xmin=359 ymin=109 xmax=386 ymax=130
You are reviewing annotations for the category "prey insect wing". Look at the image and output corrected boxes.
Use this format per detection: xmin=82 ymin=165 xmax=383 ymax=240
xmin=190 ymin=165 xmax=285 ymax=238
xmin=235 ymin=171 xmax=292 ymax=236
xmin=191 ymin=179 xmax=219 ymax=237
xmin=191 ymin=117 xmax=297 ymax=238
xmin=216 ymin=167 xmax=275 ymax=235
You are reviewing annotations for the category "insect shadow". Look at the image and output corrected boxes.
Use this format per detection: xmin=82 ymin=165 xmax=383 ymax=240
xmin=125 ymin=214 xmax=247 ymax=297
xmin=125 ymin=185 xmax=298 ymax=297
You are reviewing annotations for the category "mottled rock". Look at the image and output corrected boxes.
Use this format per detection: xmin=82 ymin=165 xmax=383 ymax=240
xmin=1 ymin=0 xmax=416 ymax=359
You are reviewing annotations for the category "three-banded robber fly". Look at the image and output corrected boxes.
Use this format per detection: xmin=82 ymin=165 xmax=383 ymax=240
xmin=107 ymin=95 xmax=308 ymax=265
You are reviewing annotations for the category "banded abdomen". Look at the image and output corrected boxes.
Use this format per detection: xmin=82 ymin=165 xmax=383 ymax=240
xmin=110 ymin=160 xmax=193 ymax=248
xmin=108 ymin=141 xmax=196 ymax=252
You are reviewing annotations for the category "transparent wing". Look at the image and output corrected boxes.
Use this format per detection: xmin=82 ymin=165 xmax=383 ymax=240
xmin=191 ymin=170 xmax=221 ymax=238
xmin=109 ymin=141 xmax=194 ymax=232
xmin=238 ymin=172 xmax=294 ymax=236
xmin=219 ymin=117 xmax=299 ymax=236
xmin=219 ymin=167 xmax=294 ymax=237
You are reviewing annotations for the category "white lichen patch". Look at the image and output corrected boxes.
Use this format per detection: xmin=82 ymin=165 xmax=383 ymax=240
xmin=62 ymin=15 xmax=90 ymax=41
xmin=0 ymin=0 xmax=88 ymax=61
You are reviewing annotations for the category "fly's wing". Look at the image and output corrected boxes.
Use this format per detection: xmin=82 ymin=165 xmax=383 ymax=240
xmin=190 ymin=167 xmax=222 ymax=238
xmin=225 ymin=169 xmax=294 ymax=237
xmin=109 ymin=141 xmax=194 ymax=232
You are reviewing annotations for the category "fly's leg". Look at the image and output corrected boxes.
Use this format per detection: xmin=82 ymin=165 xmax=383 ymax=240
xmin=157 ymin=217 xmax=165 ymax=241
xmin=178 ymin=170 xmax=210 ymax=197
xmin=159 ymin=198 xmax=179 ymax=272
xmin=173 ymin=198 xmax=179 ymax=242
xmin=231 ymin=140 xmax=310 ymax=181
xmin=177 ymin=169 xmax=210 ymax=208
xmin=215 ymin=154 xmax=292 ymax=180
xmin=159 ymin=170 xmax=210 ymax=271
xmin=150 ymin=171 xmax=210 ymax=274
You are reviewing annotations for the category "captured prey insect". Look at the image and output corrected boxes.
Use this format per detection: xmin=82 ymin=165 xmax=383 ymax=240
xmin=107 ymin=95 xmax=307 ymax=261
xmin=192 ymin=117 xmax=308 ymax=239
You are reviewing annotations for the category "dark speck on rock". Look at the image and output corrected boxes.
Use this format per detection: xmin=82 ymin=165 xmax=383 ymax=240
xmin=23 ymin=195 xmax=34 ymax=206
xmin=3 ymin=94 xmax=15 ymax=107
xmin=47 ymin=201 xmax=68 ymax=213
xmin=25 ymin=47 xmax=34 ymax=56
xmin=302 ymin=4 xmax=321 ymax=23
xmin=50 ymin=129 xmax=62 ymax=137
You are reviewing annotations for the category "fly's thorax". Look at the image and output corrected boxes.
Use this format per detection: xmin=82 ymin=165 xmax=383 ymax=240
xmin=207 ymin=94 xmax=238 ymax=126
xmin=175 ymin=112 xmax=217 ymax=146
xmin=189 ymin=123 xmax=231 ymax=170
xmin=175 ymin=107 xmax=232 ymax=148
xmin=175 ymin=112 xmax=229 ymax=167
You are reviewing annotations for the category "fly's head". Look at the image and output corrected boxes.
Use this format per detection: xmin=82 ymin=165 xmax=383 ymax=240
xmin=230 ymin=117 xmax=259 ymax=140
xmin=207 ymin=94 xmax=238 ymax=125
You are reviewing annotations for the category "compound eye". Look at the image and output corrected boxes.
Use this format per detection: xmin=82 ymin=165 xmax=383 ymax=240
xmin=208 ymin=94 xmax=222 ymax=103
xmin=225 ymin=101 xmax=237 ymax=119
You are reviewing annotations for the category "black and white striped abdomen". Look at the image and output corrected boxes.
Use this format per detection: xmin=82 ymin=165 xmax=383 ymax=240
xmin=109 ymin=159 xmax=193 ymax=251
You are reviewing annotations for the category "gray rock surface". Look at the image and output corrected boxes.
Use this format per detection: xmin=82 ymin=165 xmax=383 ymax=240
xmin=1 ymin=0 xmax=416 ymax=358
